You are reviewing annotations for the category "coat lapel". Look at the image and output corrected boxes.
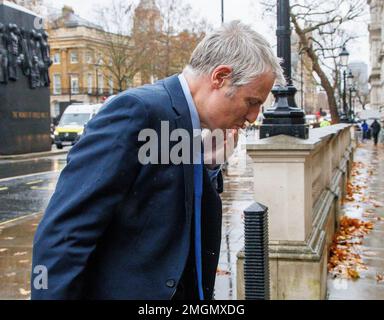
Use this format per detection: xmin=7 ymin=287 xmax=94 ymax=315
xmin=163 ymin=75 xmax=194 ymax=222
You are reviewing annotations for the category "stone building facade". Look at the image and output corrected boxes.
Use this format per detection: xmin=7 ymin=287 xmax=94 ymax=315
xmin=291 ymin=31 xmax=319 ymax=115
xmin=368 ymin=0 xmax=383 ymax=111
xmin=48 ymin=1 xmax=166 ymax=120
xmin=47 ymin=6 xmax=125 ymax=120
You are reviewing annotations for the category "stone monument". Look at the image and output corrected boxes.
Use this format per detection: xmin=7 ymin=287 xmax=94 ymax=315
xmin=0 ymin=0 xmax=51 ymax=155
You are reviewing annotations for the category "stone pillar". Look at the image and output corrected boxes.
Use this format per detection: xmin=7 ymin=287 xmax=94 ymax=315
xmin=237 ymin=124 xmax=354 ymax=300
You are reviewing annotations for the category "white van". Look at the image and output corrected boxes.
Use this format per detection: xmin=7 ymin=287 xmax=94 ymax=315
xmin=54 ymin=103 xmax=103 ymax=149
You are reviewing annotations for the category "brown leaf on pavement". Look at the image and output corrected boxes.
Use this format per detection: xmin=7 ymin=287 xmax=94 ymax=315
xmin=328 ymin=216 xmax=374 ymax=279
xmin=347 ymin=268 xmax=360 ymax=279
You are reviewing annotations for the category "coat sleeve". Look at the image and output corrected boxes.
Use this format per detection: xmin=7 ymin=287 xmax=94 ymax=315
xmin=205 ymin=166 xmax=224 ymax=194
xmin=31 ymin=94 xmax=148 ymax=299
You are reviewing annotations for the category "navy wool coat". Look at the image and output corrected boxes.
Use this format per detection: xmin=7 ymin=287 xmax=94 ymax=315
xmin=31 ymin=75 xmax=223 ymax=300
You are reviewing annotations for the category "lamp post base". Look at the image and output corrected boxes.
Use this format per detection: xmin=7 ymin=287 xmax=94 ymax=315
xmin=260 ymin=85 xmax=309 ymax=139
xmin=260 ymin=123 xmax=309 ymax=139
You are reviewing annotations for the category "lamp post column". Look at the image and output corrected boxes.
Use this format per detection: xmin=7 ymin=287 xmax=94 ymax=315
xmin=343 ymin=69 xmax=347 ymax=115
xmin=349 ymin=86 xmax=352 ymax=120
xmin=259 ymin=0 xmax=309 ymax=139
xmin=221 ymin=0 xmax=224 ymax=24
xmin=338 ymin=46 xmax=349 ymax=123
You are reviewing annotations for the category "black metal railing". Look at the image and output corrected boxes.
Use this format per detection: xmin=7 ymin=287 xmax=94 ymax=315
xmin=51 ymin=87 xmax=121 ymax=96
xmin=243 ymin=202 xmax=270 ymax=300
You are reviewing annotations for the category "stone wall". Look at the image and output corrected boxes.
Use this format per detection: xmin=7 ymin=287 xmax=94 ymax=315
xmin=237 ymin=124 xmax=356 ymax=299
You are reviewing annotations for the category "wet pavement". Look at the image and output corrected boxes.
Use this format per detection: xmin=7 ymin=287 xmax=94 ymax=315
xmin=0 ymin=214 xmax=42 ymax=299
xmin=0 ymin=153 xmax=67 ymax=299
xmin=327 ymin=142 xmax=384 ymax=300
xmin=0 ymin=154 xmax=66 ymax=299
xmin=0 ymin=156 xmax=66 ymax=223
xmin=0 ymin=154 xmax=67 ymax=180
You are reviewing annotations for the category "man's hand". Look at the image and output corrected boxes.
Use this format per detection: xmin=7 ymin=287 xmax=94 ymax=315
xmin=202 ymin=128 xmax=239 ymax=169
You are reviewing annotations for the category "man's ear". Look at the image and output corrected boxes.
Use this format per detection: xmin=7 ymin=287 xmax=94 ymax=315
xmin=211 ymin=65 xmax=232 ymax=89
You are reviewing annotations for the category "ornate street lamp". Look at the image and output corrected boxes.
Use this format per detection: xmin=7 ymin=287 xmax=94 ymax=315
xmin=338 ymin=46 xmax=349 ymax=122
xmin=347 ymin=70 xmax=354 ymax=87
xmin=347 ymin=70 xmax=354 ymax=121
xmin=221 ymin=0 xmax=224 ymax=24
xmin=339 ymin=46 xmax=349 ymax=68
xmin=259 ymin=0 xmax=309 ymax=139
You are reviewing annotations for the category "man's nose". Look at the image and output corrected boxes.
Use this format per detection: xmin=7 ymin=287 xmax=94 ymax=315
xmin=246 ymin=108 xmax=260 ymax=123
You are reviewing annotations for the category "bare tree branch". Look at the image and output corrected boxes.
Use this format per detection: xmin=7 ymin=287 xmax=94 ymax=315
xmin=261 ymin=0 xmax=368 ymax=123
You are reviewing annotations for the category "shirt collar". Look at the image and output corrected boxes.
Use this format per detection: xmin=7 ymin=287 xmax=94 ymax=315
xmin=178 ymin=73 xmax=201 ymax=136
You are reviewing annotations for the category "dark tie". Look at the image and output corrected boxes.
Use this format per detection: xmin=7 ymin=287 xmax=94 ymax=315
xmin=194 ymin=151 xmax=204 ymax=300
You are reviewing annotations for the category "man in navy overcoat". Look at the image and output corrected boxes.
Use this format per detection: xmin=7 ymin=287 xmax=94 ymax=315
xmin=31 ymin=21 xmax=283 ymax=300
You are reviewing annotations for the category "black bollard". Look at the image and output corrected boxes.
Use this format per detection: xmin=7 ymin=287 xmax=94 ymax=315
xmin=243 ymin=202 xmax=270 ymax=300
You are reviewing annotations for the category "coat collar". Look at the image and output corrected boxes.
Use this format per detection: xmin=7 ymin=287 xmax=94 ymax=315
xmin=162 ymin=74 xmax=194 ymax=222
xmin=163 ymin=75 xmax=192 ymax=125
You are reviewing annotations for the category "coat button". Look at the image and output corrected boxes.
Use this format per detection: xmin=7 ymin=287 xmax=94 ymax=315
xmin=166 ymin=279 xmax=176 ymax=288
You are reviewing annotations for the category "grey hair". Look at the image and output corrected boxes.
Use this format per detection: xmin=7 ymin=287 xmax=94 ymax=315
xmin=185 ymin=20 xmax=286 ymax=87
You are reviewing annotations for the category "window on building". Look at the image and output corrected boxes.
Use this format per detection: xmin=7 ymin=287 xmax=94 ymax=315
xmin=70 ymin=51 xmax=78 ymax=64
xmin=71 ymin=75 xmax=79 ymax=94
xmin=109 ymin=77 xmax=114 ymax=95
xmin=98 ymin=74 xmax=104 ymax=95
xmin=51 ymin=102 xmax=61 ymax=118
xmin=125 ymin=78 xmax=132 ymax=90
xmin=96 ymin=56 xmax=104 ymax=66
xmin=54 ymin=102 xmax=60 ymax=117
xmin=53 ymin=74 xmax=61 ymax=95
xmin=85 ymin=51 xmax=93 ymax=64
xmin=53 ymin=52 xmax=61 ymax=64
xmin=87 ymin=73 xmax=93 ymax=94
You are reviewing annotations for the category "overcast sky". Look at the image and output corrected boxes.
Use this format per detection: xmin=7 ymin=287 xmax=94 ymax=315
xmin=44 ymin=0 xmax=370 ymax=67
